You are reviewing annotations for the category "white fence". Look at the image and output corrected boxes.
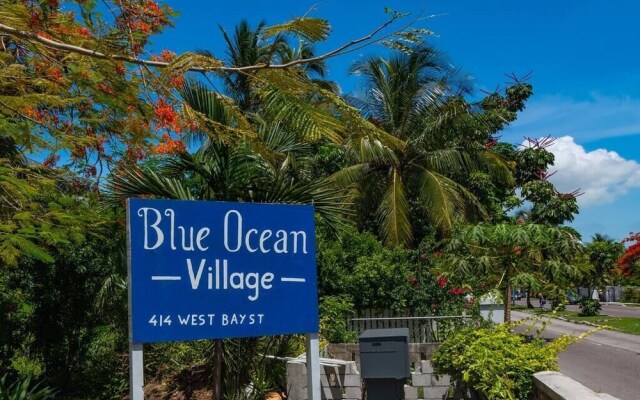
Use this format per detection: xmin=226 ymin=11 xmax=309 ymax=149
xmin=347 ymin=309 xmax=472 ymax=343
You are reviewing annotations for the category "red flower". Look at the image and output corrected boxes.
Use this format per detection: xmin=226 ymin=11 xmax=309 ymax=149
xmin=71 ymin=145 xmax=87 ymax=159
xmin=84 ymin=165 xmax=97 ymax=177
xmin=96 ymin=83 xmax=114 ymax=95
xmin=152 ymin=134 xmax=186 ymax=155
xmin=448 ymin=287 xmax=464 ymax=295
xmin=125 ymin=147 xmax=146 ymax=161
xmin=154 ymin=99 xmax=180 ymax=131
xmin=115 ymin=63 xmax=126 ymax=76
xmin=49 ymin=67 xmax=63 ymax=83
xmin=618 ymin=232 xmax=640 ymax=276
xmin=76 ymin=27 xmax=90 ymax=37
xmin=485 ymin=139 xmax=497 ymax=149
xmin=168 ymin=74 xmax=185 ymax=88
xmin=43 ymin=153 xmax=60 ymax=168
xmin=23 ymin=107 xmax=44 ymax=123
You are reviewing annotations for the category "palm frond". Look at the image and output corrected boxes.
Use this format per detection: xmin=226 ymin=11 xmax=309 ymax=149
xmin=378 ymin=168 xmax=411 ymax=246
xmin=352 ymin=137 xmax=399 ymax=166
xmin=413 ymin=167 xmax=489 ymax=234
xmin=179 ymin=80 xmax=254 ymax=144
xmin=415 ymin=167 xmax=458 ymax=234
xmin=165 ymin=52 xmax=224 ymax=75
xmin=250 ymin=174 xmax=349 ymax=229
xmin=420 ymin=148 xmax=471 ymax=174
xmin=106 ymin=168 xmax=194 ymax=201
xmin=253 ymin=69 xmax=344 ymax=143
xmin=476 ymin=149 xmax=515 ymax=186
xmin=262 ymin=18 xmax=331 ymax=42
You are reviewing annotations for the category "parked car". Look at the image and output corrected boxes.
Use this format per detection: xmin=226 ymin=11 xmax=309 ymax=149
xmin=566 ymin=291 xmax=579 ymax=304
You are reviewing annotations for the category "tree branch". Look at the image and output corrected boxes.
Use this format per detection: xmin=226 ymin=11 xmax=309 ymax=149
xmin=0 ymin=14 xmax=400 ymax=73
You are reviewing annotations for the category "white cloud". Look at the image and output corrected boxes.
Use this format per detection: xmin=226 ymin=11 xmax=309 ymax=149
xmin=507 ymin=94 xmax=640 ymax=141
xmin=537 ymin=136 xmax=640 ymax=206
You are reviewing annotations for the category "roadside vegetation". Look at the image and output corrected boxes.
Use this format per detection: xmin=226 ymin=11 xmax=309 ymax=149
xmin=517 ymin=308 xmax=640 ymax=336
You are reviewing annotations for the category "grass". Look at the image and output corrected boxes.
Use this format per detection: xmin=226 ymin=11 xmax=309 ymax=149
xmin=559 ymin=311 xmax=640 ymax=335
xmin=521 ymin=309 xmax=640 ymax=335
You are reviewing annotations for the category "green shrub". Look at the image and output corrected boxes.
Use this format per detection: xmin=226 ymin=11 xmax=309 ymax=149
xmin=553 ymin=301 xmax=566 ymax=312
xmin=620 ymin=287 xmax=640 ymax=303
xmin=431 ymin=322 xmax=580 ymax=400
xmin=316 ymin=224 xmax=469 ymax=316
xmin=0 ymin=375 xmax=56 ymax=400
xmin=81 ymin=325 xmax=127 ymax=399
xmin=320 ymin=295 xmax=357 ymax=343
xmin=578 ymin=298 xmax=602 ymax=316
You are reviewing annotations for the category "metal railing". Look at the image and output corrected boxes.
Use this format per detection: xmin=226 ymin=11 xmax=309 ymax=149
xmin=348 ymin=314 xmax=473 ymax=343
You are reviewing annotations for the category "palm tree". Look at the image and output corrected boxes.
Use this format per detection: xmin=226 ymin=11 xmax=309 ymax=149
xmin=218 ymin=19 xmax=288 ymax=110
xmin=106 ymin=82 xmax=347 ymax=400
xmin=332 ymin=47 xmax=513 ymax=246
xmin=591 ymin=233 xmax=614 ymax=243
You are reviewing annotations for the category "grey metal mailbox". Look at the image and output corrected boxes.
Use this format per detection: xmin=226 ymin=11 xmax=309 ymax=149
xmin=359 ymin=328 xmax=410 ymax=400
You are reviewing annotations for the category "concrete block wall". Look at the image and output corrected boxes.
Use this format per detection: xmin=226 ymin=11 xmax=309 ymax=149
xmin=405 ymin=361 xmax=450 ymax=400
xmin=286 ymin=357 xmax=450 ymax=400
xmin=326 ymin=343 xmax=439 ymax=371
xmin=286 ymin=359 xmax=362 ymax=400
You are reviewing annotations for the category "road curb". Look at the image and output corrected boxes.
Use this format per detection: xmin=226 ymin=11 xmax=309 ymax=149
xmin=554 ymin=316 xmax=603 ymax=329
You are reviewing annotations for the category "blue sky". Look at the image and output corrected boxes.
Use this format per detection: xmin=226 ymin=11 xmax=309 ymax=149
xmin=154 ymin=0 xmax=640 ymax=241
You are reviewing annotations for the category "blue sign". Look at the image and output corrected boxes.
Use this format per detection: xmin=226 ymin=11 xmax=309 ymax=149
xmin=127 ymin=199 xmax=319 ymax=343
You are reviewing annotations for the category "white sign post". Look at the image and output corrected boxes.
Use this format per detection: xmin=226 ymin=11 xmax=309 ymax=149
xmin=129 ymin=343 xmax=144 ymax=400
xmin=306 ymin=333 xmax=321 ymax=400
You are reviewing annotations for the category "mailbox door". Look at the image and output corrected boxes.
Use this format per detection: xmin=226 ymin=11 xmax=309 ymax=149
xmin=359 ymin=341 xmax=409 ymax=379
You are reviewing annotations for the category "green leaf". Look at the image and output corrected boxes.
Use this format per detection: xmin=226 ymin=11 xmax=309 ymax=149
xmin=378 ymin=168 xmax=411 ymax=246
xmin=262 ymin=18 xmax=331 ymax=42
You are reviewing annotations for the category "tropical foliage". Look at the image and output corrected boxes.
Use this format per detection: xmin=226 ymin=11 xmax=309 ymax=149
xmin=431 ymin=320 xmax=592 ymax=400
xmin=579 ymin=235 xmax=624 ymax=290
xmin=331 ymin=49 xmax=532 ymax=246
xmin=578 ymin=298 xmax=602 ymax=317
xmin=436 ymin=223 xmax=583 ymax=323
xmin=0 ymin=375 xmax=56 ymax=400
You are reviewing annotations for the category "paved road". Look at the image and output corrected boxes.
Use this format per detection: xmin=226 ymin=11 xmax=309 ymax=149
xmin=513 ymin=299 xmax=640 ymax=318
xmin=512 ymin=310 xmax=640 ymax=400
xmin=565 ymin=303 xmax=640 ymax=318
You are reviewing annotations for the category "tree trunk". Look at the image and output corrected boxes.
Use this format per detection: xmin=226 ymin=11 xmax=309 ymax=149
xmin=213 ymin=339 xmax=223 ymax=400
xmin=504 ymin=280 xmax=512 ymax=324
xmin=526 ymin=285 xmax=534 ymax=308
